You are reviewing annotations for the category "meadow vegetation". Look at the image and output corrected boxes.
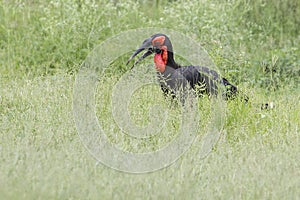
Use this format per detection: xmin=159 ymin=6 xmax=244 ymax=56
xmin=0 ymin=0 xmax=299 ymax=199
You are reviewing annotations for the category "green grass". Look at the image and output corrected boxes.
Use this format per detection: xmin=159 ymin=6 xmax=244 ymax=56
xmin=0 ymin=0 xmax=300 ymax=199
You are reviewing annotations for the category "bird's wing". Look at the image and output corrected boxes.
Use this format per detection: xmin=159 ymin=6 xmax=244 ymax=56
xmin=177 ymin=66 xmax=220 ymax=95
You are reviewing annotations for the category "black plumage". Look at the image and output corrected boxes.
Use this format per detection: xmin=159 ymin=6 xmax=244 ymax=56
xmin=127 ymin=33 xmax=248 ymax=102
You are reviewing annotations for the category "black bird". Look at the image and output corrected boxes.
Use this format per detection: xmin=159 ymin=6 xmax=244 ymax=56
xmin=127 ymin=33 xmax=248 ymax=102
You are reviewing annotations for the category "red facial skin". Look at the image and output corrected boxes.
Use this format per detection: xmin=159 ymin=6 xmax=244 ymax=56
xmin=152 ymin=36 xmax=168 ymax=73
xmin=154 ymin=46 xmax=168 ymax=73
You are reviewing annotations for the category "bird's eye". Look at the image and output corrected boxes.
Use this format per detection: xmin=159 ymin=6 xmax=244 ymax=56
xmin=155 ymin=48 xmax=162 ymax=54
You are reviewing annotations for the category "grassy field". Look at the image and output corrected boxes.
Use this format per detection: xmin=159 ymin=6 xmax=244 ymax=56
xmin=1 ymin=0 xmax=300 ymax=199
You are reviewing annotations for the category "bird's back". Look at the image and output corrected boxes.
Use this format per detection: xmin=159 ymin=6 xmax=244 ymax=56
xmin=159 ymin=65 xmax=244 ymax=100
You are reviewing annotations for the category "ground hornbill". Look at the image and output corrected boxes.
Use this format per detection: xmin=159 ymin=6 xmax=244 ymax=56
xmin=127 ymin=33 xmax=248 ymax=103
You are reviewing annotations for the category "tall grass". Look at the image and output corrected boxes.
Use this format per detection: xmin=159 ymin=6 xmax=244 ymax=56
xmin=0 ymin=0 xmax=299 ymax=199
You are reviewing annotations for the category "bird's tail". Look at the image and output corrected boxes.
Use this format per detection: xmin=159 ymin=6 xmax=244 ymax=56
xmin=221 ymin=78 xmax=274 ymax=110
xmin=221 ymin=78 xmax=249 ymax=102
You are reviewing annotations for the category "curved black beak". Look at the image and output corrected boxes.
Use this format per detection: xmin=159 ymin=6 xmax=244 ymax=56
xmin=126 ymin=37 xmax=154 ymax=67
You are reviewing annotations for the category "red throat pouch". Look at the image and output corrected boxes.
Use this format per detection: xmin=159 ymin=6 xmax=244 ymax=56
xmin=154 ymin=46 xmax=168 ymax=73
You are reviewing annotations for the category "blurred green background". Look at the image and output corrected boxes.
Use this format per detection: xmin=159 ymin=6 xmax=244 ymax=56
xmin=1 ymin=0 xmax=299 ymax=89
xmin=0 ymin=0 xmax=299 ymax=199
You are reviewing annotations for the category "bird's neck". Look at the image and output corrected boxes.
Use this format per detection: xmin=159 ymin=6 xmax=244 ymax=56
xmin=167 ymin=59 xmax=181 ymax=69
xmin=167 ymin=51 xmax=181 ymax=69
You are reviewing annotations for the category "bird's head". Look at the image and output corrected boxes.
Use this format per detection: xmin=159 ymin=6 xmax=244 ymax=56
xmin=127 ymin=33 xmax=176 ymax=73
